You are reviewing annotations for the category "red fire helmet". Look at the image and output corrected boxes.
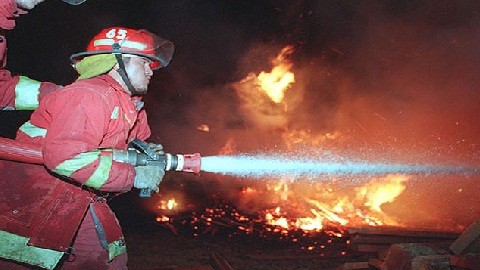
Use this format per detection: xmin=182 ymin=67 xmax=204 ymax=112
xmin=70 ymin=27 xmax=174 ymax=70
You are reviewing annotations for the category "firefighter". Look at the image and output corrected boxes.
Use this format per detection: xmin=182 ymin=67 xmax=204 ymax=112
xmin=0 ymin=0 xmax=86 ymax=110
xmin=0 ymin=26 xmax=174 ymax=269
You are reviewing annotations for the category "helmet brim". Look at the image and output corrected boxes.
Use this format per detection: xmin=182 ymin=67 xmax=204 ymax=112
xmin=70 ymin=50 xmax=169 ymax=70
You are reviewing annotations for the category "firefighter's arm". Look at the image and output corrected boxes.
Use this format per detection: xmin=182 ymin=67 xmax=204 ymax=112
xmin=42 ymin=88 xmax=135 ymax=192
xmin=0 ymin=73 xmax=62 ymax=110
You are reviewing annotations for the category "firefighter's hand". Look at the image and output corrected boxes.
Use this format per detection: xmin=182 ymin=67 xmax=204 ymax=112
xmin=147 ymin=143 xmax=164 ymax=155
xmin=133 ymin=165 xmax=165 ymax=193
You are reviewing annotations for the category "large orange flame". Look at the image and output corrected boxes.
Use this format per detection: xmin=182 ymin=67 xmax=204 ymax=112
xmin=256 ymin=45 xmax=295 ymax=103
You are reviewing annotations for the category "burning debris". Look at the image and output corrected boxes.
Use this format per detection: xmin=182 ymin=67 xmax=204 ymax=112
xmin=153 ymin=174 xmax=408 ymax=237
xmin=155 ymin=198 xmax=354 ymax=257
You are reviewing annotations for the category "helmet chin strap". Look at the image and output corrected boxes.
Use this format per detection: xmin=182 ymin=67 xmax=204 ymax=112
xmin=112 ymin=43 xmax=140 ymax=96
xmin=114 ymin=53 xmax=140 ymax=96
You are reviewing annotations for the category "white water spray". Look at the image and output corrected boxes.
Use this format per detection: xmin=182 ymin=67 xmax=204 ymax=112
xmin=200 ymin=154 xmax=478 ymax=178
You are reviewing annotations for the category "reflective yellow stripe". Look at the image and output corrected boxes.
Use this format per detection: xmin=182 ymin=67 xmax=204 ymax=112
xmin=111 ymin=106 xmax=119 ymax=119
xmin=15 ymin=76 xmax=41 ymax=110
xmin=19 ymin=121 xmax=47 ymax=138
xmin=83 ymin=154 xmax=113 ymax=189
xmin=108 ymin=238 xmax=127 ymax=261
xmin=0 ymin=230 xmax=64 ymax=270
xmin=53 ymin=150 xmax=101 ymax=177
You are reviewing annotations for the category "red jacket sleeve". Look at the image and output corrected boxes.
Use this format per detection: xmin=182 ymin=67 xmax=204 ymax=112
xmin=1 ymin=33 xmax=6 ymax=68
xmin=0 ymin=0 xmax=17 ymax=30
xmin=40 ymin=87 xmax=136 ymax=192
xmin=0 ymin=72 xmax=62 ymax=110
xmin=132 ymin=109 xmax=151 ymax=140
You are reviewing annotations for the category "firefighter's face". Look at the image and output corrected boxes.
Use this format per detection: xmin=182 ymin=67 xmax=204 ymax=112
xmin=124 ymin=56 xmax=153 ymax=95
xmin=15 ymin=0 xmax=46 ymax=10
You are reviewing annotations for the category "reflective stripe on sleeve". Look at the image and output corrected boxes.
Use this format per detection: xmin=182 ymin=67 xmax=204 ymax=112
xmin=0 ymin=230 xmax=64 ymax=270
xmin=83 ymin=154 xmax=113 ymax=189
xmin=15 ymin=76 xmax=41 ymax=110
xmin=53 ymin=150 xmax=102 ymax=177
xmin=19 ymin=121 xmax=47 ymax=138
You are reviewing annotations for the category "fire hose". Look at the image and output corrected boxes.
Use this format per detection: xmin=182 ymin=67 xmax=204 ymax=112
xmin=0 ymin=137 xmax=201 ymax=197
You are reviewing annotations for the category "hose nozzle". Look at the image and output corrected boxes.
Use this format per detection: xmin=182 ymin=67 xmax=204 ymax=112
xmin=136 ymin=153 xmax=201 ymax=198
xmin=165 ymin=153 xmax=201 ymax=174
xmin=120 ymin=139 xmax=202 ymax=198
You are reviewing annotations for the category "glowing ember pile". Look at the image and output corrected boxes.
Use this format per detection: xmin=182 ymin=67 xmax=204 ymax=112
xmin=156 ymin=199 xmax=353 ymax=256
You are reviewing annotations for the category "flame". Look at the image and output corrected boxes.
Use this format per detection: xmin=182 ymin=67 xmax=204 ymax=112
xmin=219 ymin=138 xmax=236 ymax=155
xmin=156 ymin=215 xmax=170 ymax=222
xmin=241 ymin=187 xmax=258 ymax=194
xmin=253 ymin=174 xmax=407 ymax=234
xmin=256 ymin=45 xmax=295 ymax=103
xmin=167 ymin=199 xmax=178 ymax=210
xmin=356 ymin=175 xmax=407 ymax=213
xmin=197 ymin=124 xmax=210 ymax=132
xmin=267 ymin=180 xmax=293 ymax=201
xmin=282 ymin=129 xmax=342 ymax=148
xmin=159 ymin=198 xmax=178 ymax=210
xmin=233 ymin=45 xmax=296 ymax=129
xmin=281 ymin=129 xmax=344 ymax=151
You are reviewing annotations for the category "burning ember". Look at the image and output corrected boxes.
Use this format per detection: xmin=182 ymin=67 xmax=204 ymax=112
xmin=160 ymin=198 xmax=178 ymax=210
xmin=154 ymin=198 xmax=353 ymax=256
xmin=197 ymin=124 xmax=210 ymax=132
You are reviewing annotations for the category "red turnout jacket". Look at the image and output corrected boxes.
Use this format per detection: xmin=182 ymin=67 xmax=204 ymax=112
xmin=0 ymin=74 xmax=151 ymax=268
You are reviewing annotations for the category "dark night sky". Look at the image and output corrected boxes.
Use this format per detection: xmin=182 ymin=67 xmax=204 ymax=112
xmin=5 ymin=0 xmax=480 ymax=228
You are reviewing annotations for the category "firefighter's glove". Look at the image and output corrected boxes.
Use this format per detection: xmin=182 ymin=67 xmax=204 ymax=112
xmin=148 ymin=143 xmax=164 ymax=155
xmin=133 ymin=165 xmax=165 ymax=193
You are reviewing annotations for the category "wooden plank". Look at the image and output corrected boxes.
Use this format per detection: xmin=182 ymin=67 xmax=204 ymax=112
xmin=381 ymin=243 xmax=437 ymax=269
xmin=450 ymin=254 xmax=480 ymax=270
xmin=355 ymin=244 xmax=389 ymax=253
xmin=450 ymin=220 xmax=480 ymax=254
xmin=336 ymin=262 xmax=370 ymax=269
xmin=348 ymin=227 xmax=460 ymax=239
xmin=350 ymin=235 xmax=452 ymax=245
xmin=411 ymin=255 xmax=450 ymax=270
xmin=210 ymin=252 xmax=234 ymax=270
xmin=248 ymin=253 xmax=346 ymax=260
xmin=368 ymin=258 xmax=383 ymax=269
